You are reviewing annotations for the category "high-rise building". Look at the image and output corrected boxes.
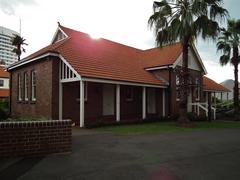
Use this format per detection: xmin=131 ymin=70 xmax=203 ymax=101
xmin=0 ymin=26 xmax=19 ymax=66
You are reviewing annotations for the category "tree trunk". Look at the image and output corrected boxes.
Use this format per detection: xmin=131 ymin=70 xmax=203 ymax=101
xmin=178 ymin=37 xmax=190 ymax=124
xmin=17 ymin=44 xmax=21 ymax=61
xmin=233 ymin=46 xmax=239 ymax=113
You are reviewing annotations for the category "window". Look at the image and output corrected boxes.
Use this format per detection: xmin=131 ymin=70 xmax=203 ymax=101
xmin=24 ymin=72 xmax=29 ymax=101
xmin=195 ymin=78 xmax=200 ymax=101
xmin=0 ymin=79 xmax=4 ymax=87
xmin=18 ymin=74 xmax=22 ymax=101
xmin=31 ymin=70 xmax=36 ymax=101
xmin=125 ymin=87 xmax=133 ymax=101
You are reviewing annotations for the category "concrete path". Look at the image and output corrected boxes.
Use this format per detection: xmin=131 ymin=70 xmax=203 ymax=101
xmin=1 ymin=128 xmax=240 ymax=180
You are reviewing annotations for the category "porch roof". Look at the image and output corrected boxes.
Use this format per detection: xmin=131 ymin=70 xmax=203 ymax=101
xmin=203 ymin=76 xmax=230 ymax=93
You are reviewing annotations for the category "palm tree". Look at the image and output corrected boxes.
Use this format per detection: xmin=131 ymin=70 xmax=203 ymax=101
xmin=217 ymin=19 xmax=240 ymax=112
xmin=148 ymin=0 xmax=228 ymax=124
xmin=11 ymin=34 xmax=28 ymax=61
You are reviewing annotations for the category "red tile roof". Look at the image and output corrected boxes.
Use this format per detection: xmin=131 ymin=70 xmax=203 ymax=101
xmin=141 ymin=43 xmax=182 ymax=68
xmin=0 ymin=89 xmax=9 ymax=97
xmin=9 ymin=25 xmax=208 ymax=87
xmin=19 ymin=25 xmax=174 ymax=86
xmin=203 ymin=76 xmax=230 ymax=92
xmin=0 ymin=66 xmax=9 ymax=78
xmin=57 ymin=26 xmax=168 ymax=86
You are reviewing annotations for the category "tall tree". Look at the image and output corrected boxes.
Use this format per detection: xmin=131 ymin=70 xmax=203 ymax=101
xmin=148 ymin=0 xmax=228 ymax=124
xmin=217 ymin=19 xmax=240 ymax=112
xmin=11 ymin=34 xmax=28 ymax=61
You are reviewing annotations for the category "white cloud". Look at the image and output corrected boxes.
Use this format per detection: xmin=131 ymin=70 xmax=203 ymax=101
xmin=0 ymin=0 xmax=37 ymax=15
xmin=0 ymin=0 xmax=238 ymax=83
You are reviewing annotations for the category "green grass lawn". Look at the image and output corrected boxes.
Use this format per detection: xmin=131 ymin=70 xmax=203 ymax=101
xmin=96 ymin=121 xmax=240 ymax=135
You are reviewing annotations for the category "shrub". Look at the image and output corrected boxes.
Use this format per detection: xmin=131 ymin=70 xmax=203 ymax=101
xmin=187 ymin=112 xmax=207 ymax=122
xmin=0 ymin=101 xmax=9 ymax=120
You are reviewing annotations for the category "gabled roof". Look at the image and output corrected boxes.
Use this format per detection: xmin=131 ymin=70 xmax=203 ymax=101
xmin=0 ymin=66 xmax=9 ymax=78
xmin=7 ymin=24 xmax=207 ymax=87
xmin=141 ymin=43 xmax=182 ymax=69
xmin=57 ymin=26 xmax=169 ymax=86
xmin=203 ymin=76 xmax=230 ymax=92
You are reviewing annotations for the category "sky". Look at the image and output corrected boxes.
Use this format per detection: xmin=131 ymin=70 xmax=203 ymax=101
xmin=0 ymin=0 xmax=239 ymax=83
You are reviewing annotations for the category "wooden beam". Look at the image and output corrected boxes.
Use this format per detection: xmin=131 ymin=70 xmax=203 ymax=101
xmin=116 ymin=84 xmax=120 ymax=122
xmin=162 ymin=89 xmax=165 ymax=117
xmin=142 ymin=87 xmax=146 ymax=119
xmin=80 ymin=81 xmax=85 ymax=127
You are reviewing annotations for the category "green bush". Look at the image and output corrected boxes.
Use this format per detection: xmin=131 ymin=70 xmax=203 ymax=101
xmin=0 ymin=101 xmax=9 ymax=120
xmin=187 ymin=112 xmax=207 ymax=121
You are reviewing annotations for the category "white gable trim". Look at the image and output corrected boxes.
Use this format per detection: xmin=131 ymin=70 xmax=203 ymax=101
xmin=7 ymin=53 xmax=59 ymax=71
xmin=145 ymin=65 xmax=173 ymax=71
xmin=82 ymin=77 xmax=167 ymax=88
xmin=7 ymin=52 xmax=82 ymax=81
xmin=51 ymin=26 xmax=68 ymax=44
xmin=173 ymin=45 xmax=207 ymax=74
xmin=191 ymin=44 xmax=207 ymax=74
xmin=59 ymin=54 xmax=81 ymax=80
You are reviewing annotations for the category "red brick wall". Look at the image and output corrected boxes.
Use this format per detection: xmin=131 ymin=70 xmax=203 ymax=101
xmin=120 ymin=85 xmax=142 ymax=120
xmin=10 ymin=56 xmax=59 ymax=119
xmin=0 ymin=120 xmax=71 ymax=157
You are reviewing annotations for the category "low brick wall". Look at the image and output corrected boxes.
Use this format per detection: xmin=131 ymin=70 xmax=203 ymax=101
xmin=0 ymin=120 xmax=72 ymax=158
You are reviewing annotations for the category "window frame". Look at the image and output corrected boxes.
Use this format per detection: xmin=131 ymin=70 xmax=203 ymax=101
xmin=0 ymin=79 xmax=4 ymax=87
xmin=24 ymin=72 xmax=29 ymax=101
xmin=31 ymin=70 xmax=36 ymax=102
xmin=195 ymin=78 xmax=200 ymax=101
xmin=18 ymin=74 xmax=22 ymax=101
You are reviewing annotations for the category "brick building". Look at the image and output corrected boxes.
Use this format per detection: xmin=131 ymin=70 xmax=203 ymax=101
xmin=0 ymin=65 xmax=9 ymax=101
xmin=7 ymin=24 xmax=229 ymax=126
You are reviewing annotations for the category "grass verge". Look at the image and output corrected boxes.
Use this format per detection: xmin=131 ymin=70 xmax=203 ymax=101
xmin=95 ymin=121 xmax=240 ymax=135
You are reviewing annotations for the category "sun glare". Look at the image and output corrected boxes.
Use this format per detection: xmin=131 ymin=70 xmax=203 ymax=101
xmin=89 ymin=32 xmax=102 ymax=39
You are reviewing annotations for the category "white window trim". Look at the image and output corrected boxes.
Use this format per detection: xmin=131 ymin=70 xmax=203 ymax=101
xmin=18 ymin=74 xmax=22 ymax=101
xmin=31 ymin=70 xmax=36 ymax=101
xmin=24 ymin=72 xmax=28 ymax=101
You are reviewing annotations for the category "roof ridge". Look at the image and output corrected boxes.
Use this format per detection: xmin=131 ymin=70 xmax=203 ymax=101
xmin=23 ymin=38 xmax=69 ymax=61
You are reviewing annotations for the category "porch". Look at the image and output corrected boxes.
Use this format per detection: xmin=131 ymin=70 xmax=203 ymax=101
xmin=58 ymin=60 xmax=167 ymax=127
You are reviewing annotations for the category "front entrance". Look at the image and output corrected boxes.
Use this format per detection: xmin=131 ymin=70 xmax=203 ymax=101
xmin=103 ymin=84 xmax=115 ymax=116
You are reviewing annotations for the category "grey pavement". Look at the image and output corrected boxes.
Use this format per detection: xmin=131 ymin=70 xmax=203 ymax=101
xmin=1 ymin=128 xmax=240 ymax=180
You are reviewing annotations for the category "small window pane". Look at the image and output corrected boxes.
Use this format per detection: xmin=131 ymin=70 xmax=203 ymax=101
xmin=0 ymin=79 xmax=4 ymax=87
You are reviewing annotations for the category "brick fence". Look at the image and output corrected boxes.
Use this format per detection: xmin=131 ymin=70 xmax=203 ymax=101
xmin=0 ymin=120 xmax=72 ymax=157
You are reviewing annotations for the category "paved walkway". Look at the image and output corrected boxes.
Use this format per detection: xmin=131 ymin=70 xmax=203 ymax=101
xmin=1 ymin=128 xmax=240 ymax=180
